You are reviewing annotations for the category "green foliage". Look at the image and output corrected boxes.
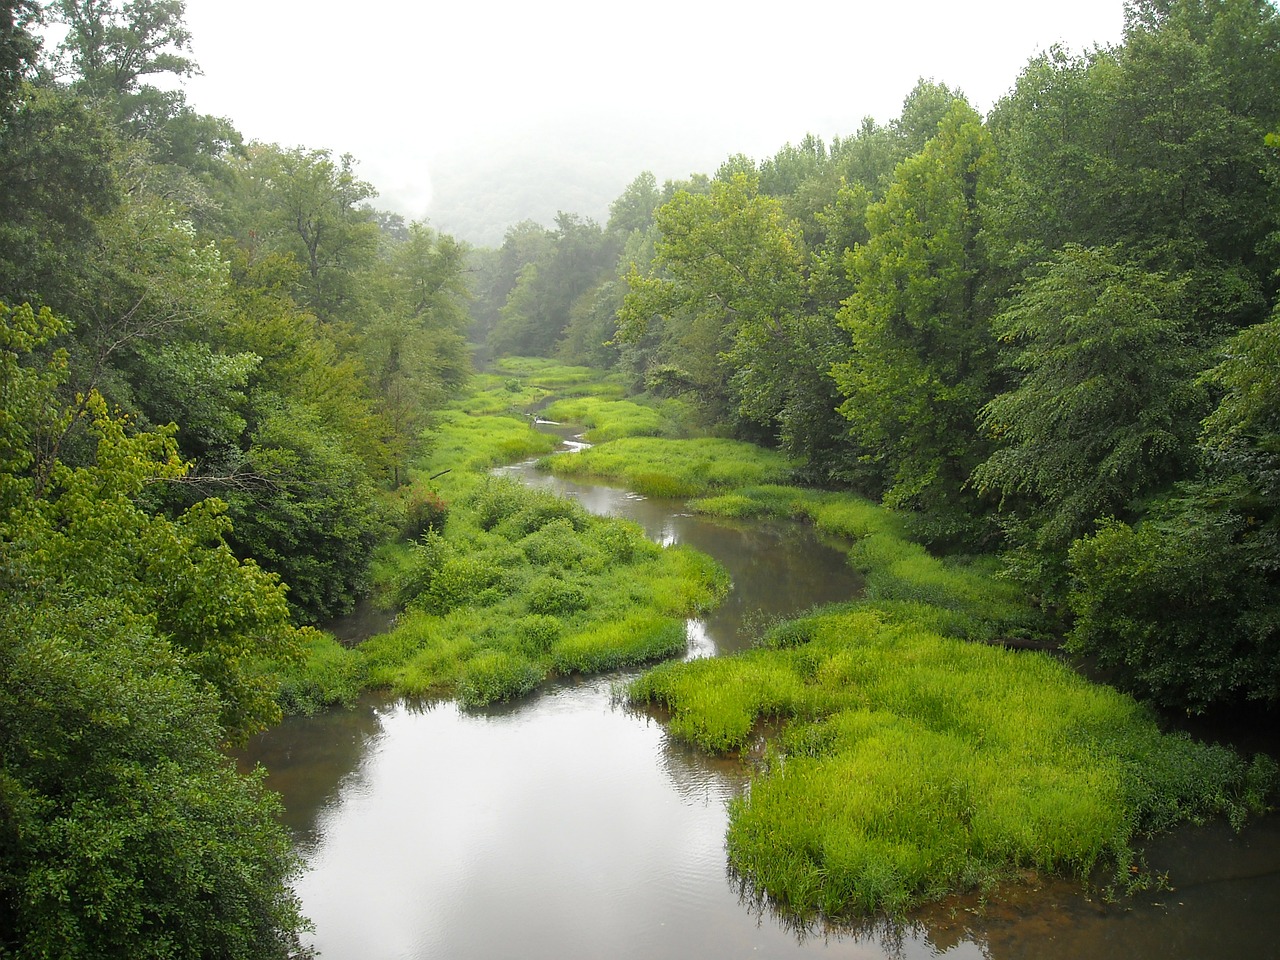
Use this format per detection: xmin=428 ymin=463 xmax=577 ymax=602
xmin=227 ymin=143 xmax=380 ymax=319
xmin=832 ymin=100 xmax=997 ymax=538
xmin=420 ymin=409 xmax=559 ymax=487
xmin=0 ymin=84 xmax=120 ymax=304
xmin=1067 ymin=510 xmax=1280 ymax=711
xmin=619 ymin=172 xmax=811 ymax=434
xmin=51 ymin=0 xmax=197 ymax=121
xmin=296 ymin=462 xmax=727 ymax=710
xmin=0 ymin=303 xmax=307 ymax=954
xmin=973 ymin=245 xmax=1200 ymax=565
xmin=401 ymin=485 xmax=449 ymax=538
xmin=551 ymin=615 xmax=688 ymax=674
xmin=274 ymin=628 xmax=365 ymax=715
xmin=487 ymin=212 xmax=615 ymax=357
xmin=457 ymin=649 xmax=543 ymax=708
xmin=225 ymin=403 xmax=392 ymax=624
xmin=538 ymin=394 xmax=682 ymax=441
xmin=0 ymin=597 xmax=307 ymax=959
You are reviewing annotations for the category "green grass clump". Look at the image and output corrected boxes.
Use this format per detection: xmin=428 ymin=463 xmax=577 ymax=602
xmin=693 ymin=484 xmax=1037 ymax=642
xmin=551 ymin=615 xmax=687 ymax=673
xmin=627 ymin=603 xmax=1279 ymax=917
xmin=457 ymin=649 xmax=545 ymax=708
xmin=418 ymin=410 xmax=559 ymax=496
xmin=543 ymin=437 xmax=794 ymax=497
xmin=538 ymin=396 xmax=683 ymax=441
xmin=491 ymin=357 xmax=624 ymax=396
xmin=289 ymin=477 xmax=729 ymax=709
xmin=275 ymin=628 xmax=367 ymax=715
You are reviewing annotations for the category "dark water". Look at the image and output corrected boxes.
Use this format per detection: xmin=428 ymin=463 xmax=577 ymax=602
xmin=243 ymin=435 xmax=1280 ymax=959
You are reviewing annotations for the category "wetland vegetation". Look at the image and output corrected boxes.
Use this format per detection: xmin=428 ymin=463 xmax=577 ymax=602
xmin=275 ymin=362 xmax=1276 ymax=922
xmin=5 ymin=0 xmax=1280 ymax=954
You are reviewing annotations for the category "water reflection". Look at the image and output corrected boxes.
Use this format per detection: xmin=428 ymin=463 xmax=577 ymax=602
xmin=246 ymin=678 xmax=988 ymax=960
xmin=235 ymin=697 xmax=386 ymax=849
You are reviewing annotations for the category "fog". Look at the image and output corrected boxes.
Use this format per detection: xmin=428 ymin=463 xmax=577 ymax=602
xmin=182 ymin=0 xmax=1126 ymax=244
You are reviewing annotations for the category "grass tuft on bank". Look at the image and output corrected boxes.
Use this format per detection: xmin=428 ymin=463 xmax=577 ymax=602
xmin=279 ymin=478 xmax=729 ymax=709
xmin=538 ymin=395 xmax=691 ymax=442
xmin=542 ymin=437 xmax=795 ymax=497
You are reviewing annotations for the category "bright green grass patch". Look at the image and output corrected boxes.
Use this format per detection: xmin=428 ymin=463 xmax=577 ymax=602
xmin=275 ymin=628 xmax=367 ymax=715
xmin=539 ymin=396 xmax=684 ymax=442
xmin=287 ymin=478 xmax=729 ymax=708
xmin=415 ymin=409 xmax=558 ymax=496
xmin=452 ymin=376 xmax=544 ymax=416
xmin=542 ymin=437 xmax=794 ymax=497
xmin=628 ymin=604 xmax=1278 ymax=916
xmin=490 ymin=357 xmax=625 ymax=396
xmin=692 ymin=485 xmax=1035 ymax=642
xmin=551 ymin=614 xmax=687 ymax=673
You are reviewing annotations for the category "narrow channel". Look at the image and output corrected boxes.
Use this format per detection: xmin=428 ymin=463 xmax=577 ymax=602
xmin=239 ymin=430 xmax=1280 ymax=959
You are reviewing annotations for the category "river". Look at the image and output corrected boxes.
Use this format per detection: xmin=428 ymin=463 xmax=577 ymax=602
xmin=239 ymin=433 xmax=1280 ymax=960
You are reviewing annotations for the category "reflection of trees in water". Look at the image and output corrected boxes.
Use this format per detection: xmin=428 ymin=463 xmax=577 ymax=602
xmin=235 ymin=696 xmax=388 ymax=849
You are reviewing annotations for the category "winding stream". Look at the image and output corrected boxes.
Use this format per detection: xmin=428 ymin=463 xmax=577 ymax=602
xmin=240 ymin=432 xmax=1280 ymax=959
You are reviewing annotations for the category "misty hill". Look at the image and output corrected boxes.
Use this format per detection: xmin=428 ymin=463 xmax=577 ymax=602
xmin=423 ymin=114 xmax=783 ymax=247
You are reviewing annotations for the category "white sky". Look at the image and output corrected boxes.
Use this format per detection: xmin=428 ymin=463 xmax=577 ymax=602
xmin=179 ymin=0 xmax=1127 ymax=220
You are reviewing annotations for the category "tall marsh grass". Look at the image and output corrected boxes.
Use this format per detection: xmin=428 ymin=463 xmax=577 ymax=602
xmin=543 ymin=437 xmax=794 ymax=497
xmin=629 ymin=603 xmax=1278 ymax=916
xmin=286 ymin=478 xmax=729 ymax=709
xmin=538 ymin=396 xmax=686 ymax=441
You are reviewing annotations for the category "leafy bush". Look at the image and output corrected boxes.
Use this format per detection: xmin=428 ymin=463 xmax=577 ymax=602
xmin=417 ymin=555 xmax=509 ymax=614
xmin=403 ymin=487 xmax=449 ymax=538
xmin=392 ymin=531 xmax=452 ymax=608
xmin=526 ymin=575 xmax=590 ymax=615
xmin=467 ymin=477 xmax=531 ymax=530
xmin=512 ymin=614 xmax=562 ymax=656
xmin=1068 ymin=515 xmax=1280 ymax=712
xmin=274 ymin=628 xmax=365 ymax=714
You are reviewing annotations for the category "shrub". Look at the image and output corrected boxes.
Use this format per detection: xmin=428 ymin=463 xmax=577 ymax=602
xmin=467 ymin=477 xmax=530 ymax=531
xmin=393 ymin=531 xmax=452 ymax=608
xmin=512 ymin=614 xmax=562 ymax=656
xmin=417 ymin=556 xmax=509 ymax=615
xmin=527 ymin=576 xmax=590 ymax=615
xmin=403 ymin=488 xmax=449 ymax=538
xmin=275 ymin=628 xmax=365 ymax=714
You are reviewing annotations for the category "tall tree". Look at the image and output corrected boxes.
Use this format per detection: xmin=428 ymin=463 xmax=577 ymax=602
xmin=50 ymin=0 xmax=199 ymax=134
xmin=487 ymin=212 xmax=611 ymax=357
xmin=618 ymin=171 xmax=807 ymax=434
xmin=832 ymin=99 xmax=996 ymax=539
xmin=365 ymin=221 xmax=470 ymax=483
xmin=229 ymin=143 xmax=380 ymax=320
xmin=971 ymin=245 xmax=1199 ymax=591
xmin=986 ymin=0 xmax=1280 ymax=335
xmin=0 ymin=0 xmax=40 ymax=120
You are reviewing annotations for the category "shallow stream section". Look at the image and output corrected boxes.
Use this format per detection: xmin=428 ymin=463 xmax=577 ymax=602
xmin=240 ymin=433 xmax=1280 ymax=959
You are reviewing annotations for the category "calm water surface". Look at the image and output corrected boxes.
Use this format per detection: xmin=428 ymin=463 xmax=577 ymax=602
xmin=242 ymin=435 xmax=1280 ymax=959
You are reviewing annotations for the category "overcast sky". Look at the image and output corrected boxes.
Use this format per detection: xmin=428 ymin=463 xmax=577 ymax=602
xmin=179 ymin=0 xmax=1127 ymax=222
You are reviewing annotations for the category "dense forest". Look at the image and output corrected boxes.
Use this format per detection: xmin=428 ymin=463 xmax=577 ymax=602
xmin=1 ymin=0 xmax=1278 ymax=955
